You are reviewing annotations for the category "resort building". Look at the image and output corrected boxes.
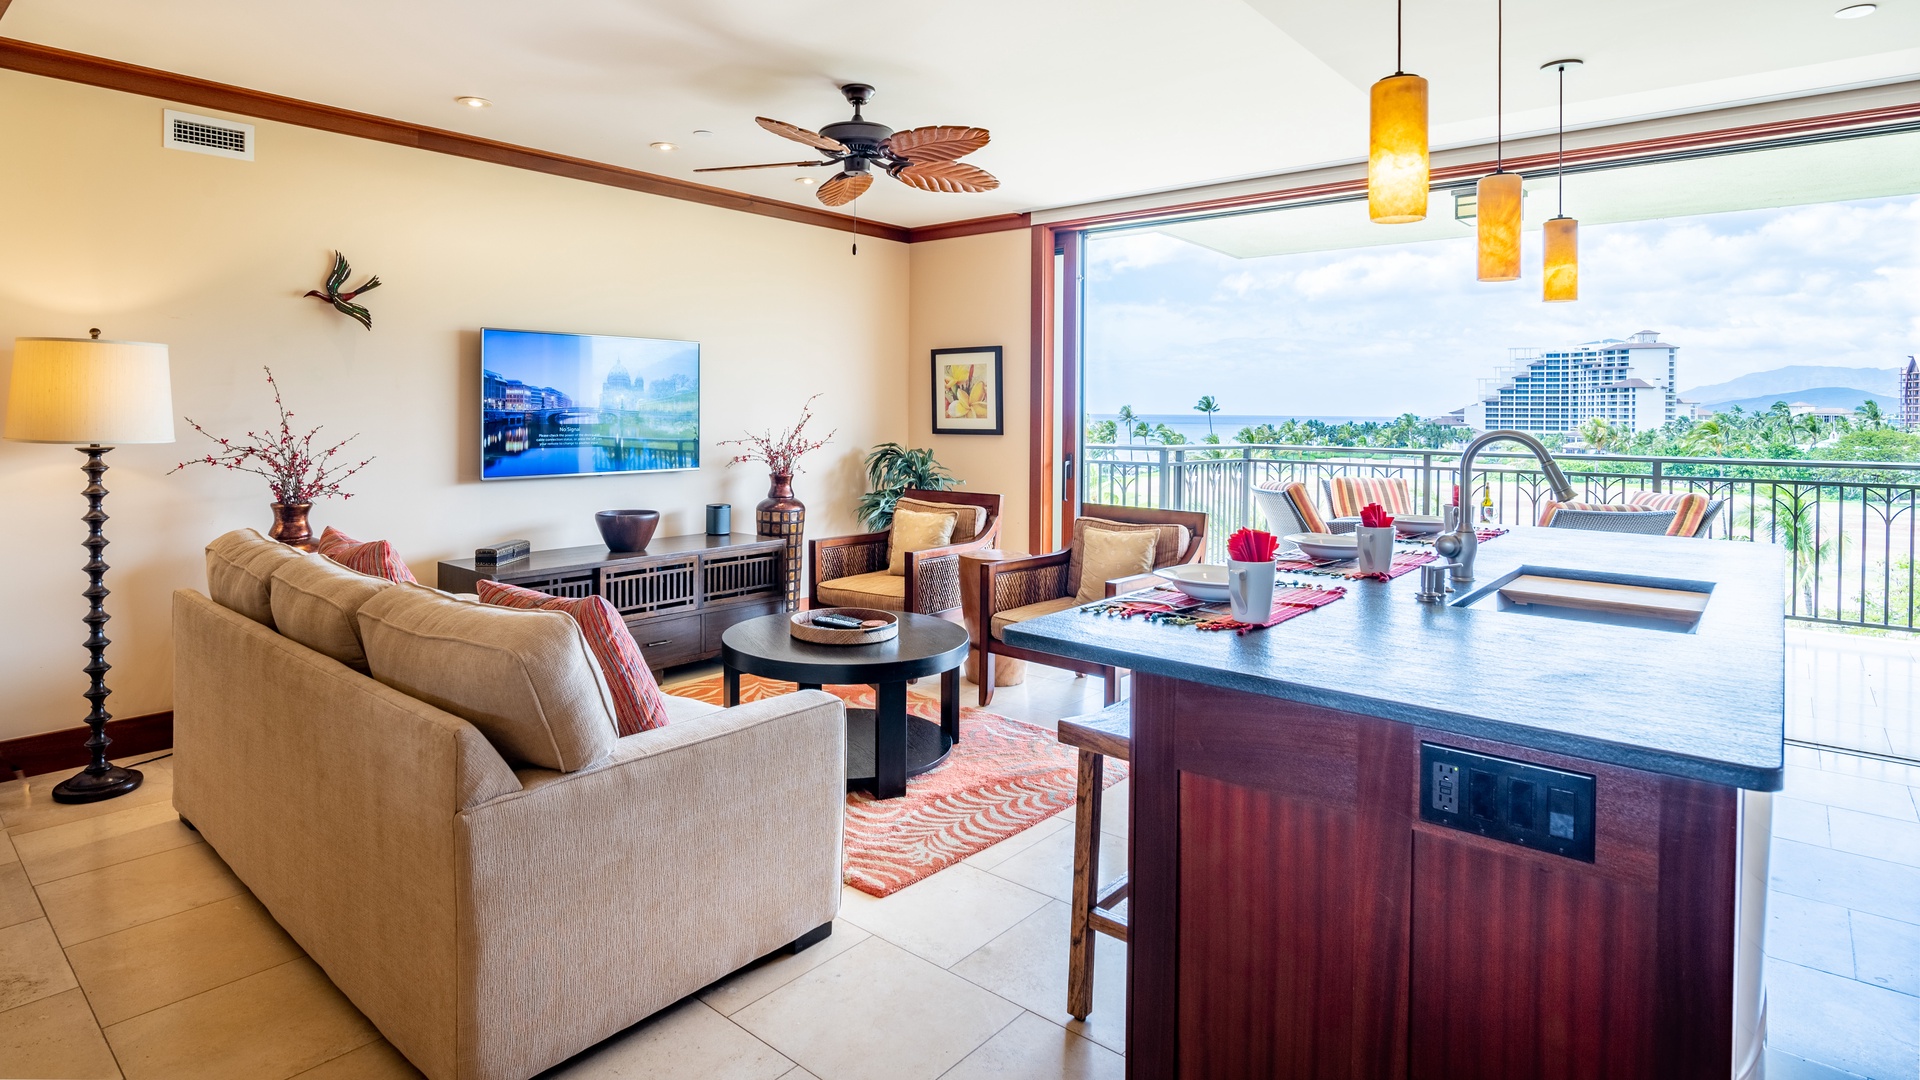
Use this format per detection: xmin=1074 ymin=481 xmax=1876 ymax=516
xmin=1463 ymin=331 xmax=1680 ymax=435
xmin=1903 ymin=356 xmax=1919 ymax=431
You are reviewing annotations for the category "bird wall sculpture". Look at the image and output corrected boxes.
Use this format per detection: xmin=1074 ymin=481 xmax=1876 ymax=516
xmin=305 ymin=251 xmax=381 ymax=330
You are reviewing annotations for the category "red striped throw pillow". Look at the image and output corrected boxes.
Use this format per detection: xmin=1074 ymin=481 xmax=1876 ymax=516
xmin=316 ymin=526 xmax=418 ymax=584
xmin=1628 ymin=491 xmax=1712 ymax=536
xmin=1327 ymin=476 xmax=1413 ymax=517
xmin=476 ymin=579 xmax=669 ymax=736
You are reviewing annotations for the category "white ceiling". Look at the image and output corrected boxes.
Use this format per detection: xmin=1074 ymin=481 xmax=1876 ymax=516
xmin=6 ymin=0 xmax=1918 ymax=228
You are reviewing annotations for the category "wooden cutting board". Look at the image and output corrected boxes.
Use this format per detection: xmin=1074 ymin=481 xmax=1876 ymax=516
xmin=1497 ymin=574 xmax=1709 ymax=623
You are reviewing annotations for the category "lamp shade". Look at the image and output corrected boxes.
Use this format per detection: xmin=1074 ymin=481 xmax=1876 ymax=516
xmin=1368 ymin=73 xmax=1429 ymax=224
xmin=5 ymin=337 xmax=174 ymax=445
xmin=1476 ymin=171 xmax=1523 ymax=282
xmin=1543 ymin=216 xmax=1578 ymax=302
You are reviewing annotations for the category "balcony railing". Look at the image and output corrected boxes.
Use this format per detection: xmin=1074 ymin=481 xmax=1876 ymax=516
xmin=1083 ymin=443 xmax=1920 ymax=632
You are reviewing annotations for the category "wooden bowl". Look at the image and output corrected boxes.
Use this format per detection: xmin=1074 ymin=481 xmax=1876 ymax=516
xmin=790 ymin=607 xmax=899 ymax=646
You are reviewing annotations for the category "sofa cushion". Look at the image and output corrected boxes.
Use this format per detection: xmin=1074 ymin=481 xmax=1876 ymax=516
xmin=817 ymin=570 xmax=909 ymax=611
xmin=991 ymin=597 xmax=1082 ymax=642
xmin=887 ymin=507 xmax=958 ymax=575
xmin=1074 ymin=527 xmax=1160 ymax=603
xmin=1067 ymin=518 xmax=1189 ymax=596
xmin=662 ymin=694 xmax=723 ymax=724
xmin=476 ymin=580 xmax=670 ymax=736
xmin=896 ymin=497 xmax=987 ymax=544
xmin=268 ymin=554 xmax=393 ymax=670
xmin=356 ymin=583 xmax=617 ymax=772
xmin=317 ymin=526 xmax=418 ymax=584
xmin=205 ymin=528 xmax=307 ymax=626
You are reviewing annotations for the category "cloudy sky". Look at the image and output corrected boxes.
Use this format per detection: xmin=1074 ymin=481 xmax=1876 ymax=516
xmin=1084 ymin=192 xmax=1920 ymax=419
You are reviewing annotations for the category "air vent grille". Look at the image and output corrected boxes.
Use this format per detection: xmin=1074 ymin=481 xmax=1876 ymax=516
xmin=162 ymin=110 xmax=254 ymax=161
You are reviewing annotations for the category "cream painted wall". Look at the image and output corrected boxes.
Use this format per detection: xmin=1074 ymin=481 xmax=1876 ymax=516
xmin=0 ymin=71 xmax=909 ymax=742
xmin=907 ymin=230 xmax=1035 ymax=553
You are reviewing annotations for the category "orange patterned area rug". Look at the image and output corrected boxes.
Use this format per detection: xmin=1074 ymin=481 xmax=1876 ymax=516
xmin=666 ymin=673 xmax=1126 ymax=897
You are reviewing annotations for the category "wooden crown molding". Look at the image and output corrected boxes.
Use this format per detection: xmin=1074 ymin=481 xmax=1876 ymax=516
xmin=0 ymin=37 xmax=934 ymax=243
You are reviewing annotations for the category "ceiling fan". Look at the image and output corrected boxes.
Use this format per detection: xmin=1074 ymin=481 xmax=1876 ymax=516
xmin=695 ymin=83 xmax=998 ymax=207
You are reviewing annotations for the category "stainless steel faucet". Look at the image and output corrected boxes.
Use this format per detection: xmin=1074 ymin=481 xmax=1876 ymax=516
xmin=1434 ymin=429 xmax=1577 ymax=583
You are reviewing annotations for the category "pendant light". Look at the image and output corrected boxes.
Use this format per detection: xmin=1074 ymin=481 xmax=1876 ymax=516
xmin=1541 ymin=59 xmax=1582 ymax=302
xmin=1368 ymin=0 xmax=1429 ymax=223
xmin=1476 ymin=0 xmax=1521 ymax=282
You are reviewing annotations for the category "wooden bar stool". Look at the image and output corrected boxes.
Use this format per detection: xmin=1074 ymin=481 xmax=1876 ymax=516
xmin=1056 ymin=701 xmax=1130 ymax=1021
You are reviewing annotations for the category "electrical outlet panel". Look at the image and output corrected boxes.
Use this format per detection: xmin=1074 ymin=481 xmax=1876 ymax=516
xmin=1419 ymin=743 xmax=1596 ymax=862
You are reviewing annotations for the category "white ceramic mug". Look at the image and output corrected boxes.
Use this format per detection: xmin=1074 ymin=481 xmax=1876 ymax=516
xmin=1355 ymin=525 xmax=1397 ymax=575
xmin=1227 ymin=559 xmax=1277 ymax=623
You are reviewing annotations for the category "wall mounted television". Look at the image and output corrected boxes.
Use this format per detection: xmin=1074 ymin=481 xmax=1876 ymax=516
xmin=481 ymin=328 xmax=700 ymax=480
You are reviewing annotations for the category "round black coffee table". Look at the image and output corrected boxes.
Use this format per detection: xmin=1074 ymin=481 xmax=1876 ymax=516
xmin=720 ymin=611 xmax=971 ymax=800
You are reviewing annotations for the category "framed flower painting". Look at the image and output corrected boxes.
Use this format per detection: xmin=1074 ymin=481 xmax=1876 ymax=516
xmin=931 ymin=347 xmax=1004 ymax=436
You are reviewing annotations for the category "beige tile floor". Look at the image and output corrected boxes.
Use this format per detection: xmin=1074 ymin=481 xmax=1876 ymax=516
xmin=0 ymin=663 xmax=1120 ymax=1080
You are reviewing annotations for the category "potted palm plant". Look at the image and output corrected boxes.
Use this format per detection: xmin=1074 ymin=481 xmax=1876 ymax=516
xmin=857 ymin=443 xmax=958 ymax=531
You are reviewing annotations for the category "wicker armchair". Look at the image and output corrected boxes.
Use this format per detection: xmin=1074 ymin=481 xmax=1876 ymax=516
xmin=808 ymin=490 xmax=1003 ymax=619
xmin=974 ymin=504 xmax=1208 ymax=707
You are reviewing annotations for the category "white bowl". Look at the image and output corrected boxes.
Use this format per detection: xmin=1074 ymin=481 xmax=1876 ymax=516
xmin=1286 ymin=532 xmax=1359 ymax=561
xmin=1394 ymin=515 xmax=1446 ymax=536
xmin=1158 ymin=563 xmax=1232 ymax=602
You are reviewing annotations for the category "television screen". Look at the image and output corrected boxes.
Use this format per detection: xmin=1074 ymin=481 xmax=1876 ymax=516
xmin=481 ymin=328 xmax=699 ymax=480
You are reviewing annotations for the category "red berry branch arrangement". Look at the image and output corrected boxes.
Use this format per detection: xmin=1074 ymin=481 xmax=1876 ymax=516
xmin=170 ymin=367 xmax=373 ymax=504
xmin=720 ymin=394 xmax=835 ymax=475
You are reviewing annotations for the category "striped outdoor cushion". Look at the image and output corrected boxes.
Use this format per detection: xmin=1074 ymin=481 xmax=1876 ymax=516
xmin=1327 ymin=476 xmax=1414 ymax=518
xmin=476 ymin=579 xmax=670 ymax=735
xmin=316 ymin=526 xmax=418 ymax=584
xmin=1628 ymin=491 xmax=1712 ymax=536
xmin=1280 ymin=482 xmax=1330 ymax=533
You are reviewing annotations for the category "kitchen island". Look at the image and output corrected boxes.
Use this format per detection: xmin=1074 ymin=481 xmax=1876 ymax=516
xmin=1003 ymin=526 xmax=1784 ymax=1080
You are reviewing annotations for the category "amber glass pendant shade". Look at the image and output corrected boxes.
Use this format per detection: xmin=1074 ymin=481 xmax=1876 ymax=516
xmin=1368 ymin=73 xmax=1429 ymax=223
xmin=1543 ymin=215 xmax=1578 ymax=301
xmin=1476 ymin=172 xmax=1523 ymax=282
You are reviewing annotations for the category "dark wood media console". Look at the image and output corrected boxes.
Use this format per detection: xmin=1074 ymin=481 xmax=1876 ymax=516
xmin=438 ymin=533 xmax=787 ymax=672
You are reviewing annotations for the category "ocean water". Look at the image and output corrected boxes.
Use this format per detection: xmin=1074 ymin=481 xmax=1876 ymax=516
xmin=1087 ymin=413 xmax=1397 ymax=443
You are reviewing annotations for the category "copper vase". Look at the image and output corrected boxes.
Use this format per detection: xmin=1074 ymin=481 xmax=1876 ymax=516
xmin=756 ymin=473 xmax=805 ymax=611
xmin=270 ymin=502 xmax=318 ymax=551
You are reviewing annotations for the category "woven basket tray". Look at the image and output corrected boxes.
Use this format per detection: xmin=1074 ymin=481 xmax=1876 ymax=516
xmin=789 ymin=607 xmax=899 ymax=646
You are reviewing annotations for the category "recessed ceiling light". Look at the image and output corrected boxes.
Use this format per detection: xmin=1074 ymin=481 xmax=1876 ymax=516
xmin=691 ymin=129 xmax=714 ymax=138
xmin=651 ymin=141 xmax=678 ymax=152
xmin=455 ymin=96 xmax=492 ymax=109
xmin=795 ymin=177 xmax=817 ymax=185
xmin=1834 ymin=3 xmax=1876 ymax=16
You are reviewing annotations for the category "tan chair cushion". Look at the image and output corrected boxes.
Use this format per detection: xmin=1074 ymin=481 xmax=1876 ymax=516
xmin=205 ymin=528 xmax=306 ymax=626
xmin=356 ymin=583 xmax=617 ymax=772
xmin=817 ymin=571 xmax=908 ymax=611
xmin=1074 ymin=527 xmax=1160 ymax=603
xmin=661 ymin=694 xmax=723 ymax=724
xmin=991 ymin=597 xmax=1082 ymax=641
xmin=267 ymin=554 xmax=393 ymax=670
xmin=1067 ymin=518 xmax=1190 ymax=596
xmin=895 ymin=497 xmax=987 ymax=544
xmin=887 ymin=508 xmax=958 ymax=576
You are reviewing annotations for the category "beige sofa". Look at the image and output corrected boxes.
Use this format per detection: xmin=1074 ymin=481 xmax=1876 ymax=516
xmin=173 ymin=531 xmax=846 ymax=1080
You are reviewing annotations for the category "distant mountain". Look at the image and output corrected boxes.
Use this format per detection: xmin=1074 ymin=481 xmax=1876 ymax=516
xmin=1703 ymin=387 xmax=1898 ymax=414
xmin=1682 ymin=365 xmax=1904 ymax=404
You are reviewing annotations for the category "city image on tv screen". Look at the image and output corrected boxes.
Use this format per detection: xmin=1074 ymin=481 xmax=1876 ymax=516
xmin=482 ymin=328 xmax=700 ymax=480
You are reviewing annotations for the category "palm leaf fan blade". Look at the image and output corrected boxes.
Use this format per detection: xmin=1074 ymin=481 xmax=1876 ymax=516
xmin=893 ymin=160 xmax=998 ymax=194
xmin=694 ymin=161 xmax=834 ymax=173
xmin=885 ymin=125 xmax=990 ymax=162
xmin=817 ymin=171 xmax=873 ymax=207
xmin=754 ymin=116 xmax=848 ymax=153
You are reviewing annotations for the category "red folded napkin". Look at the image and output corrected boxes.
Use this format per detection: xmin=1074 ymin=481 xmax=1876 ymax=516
xmin=1360 ymin=502 xmax=1394 ymax=529
xmin=1227 ymin=527 xmax=1278 ymax=562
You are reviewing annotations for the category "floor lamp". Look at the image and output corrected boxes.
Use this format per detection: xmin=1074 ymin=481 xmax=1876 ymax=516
xmin=5 ymin=330 xmax=173 ymax=803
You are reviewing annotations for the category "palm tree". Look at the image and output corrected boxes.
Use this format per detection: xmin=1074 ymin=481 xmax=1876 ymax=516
xmin=1116 ymin=405 xmax=1138 ymax=445
xmin=1578 ymin=416 xmax=1617 ymax=452
xmin=1856 ymin=400 xmax=1888 ymax=430
xmin=1193 ymin=395 xmax=1222 ymax=436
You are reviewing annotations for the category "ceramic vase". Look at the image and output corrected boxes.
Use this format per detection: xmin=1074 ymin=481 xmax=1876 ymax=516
xmin=757 ymin=473 xmax=805 ymax=611
xmin=270 ymin=502 xmax=319 ymax=551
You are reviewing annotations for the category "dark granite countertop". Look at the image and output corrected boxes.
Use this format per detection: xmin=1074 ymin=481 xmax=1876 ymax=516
xmin=1002 ymin=527 xmax=1786 ymax=790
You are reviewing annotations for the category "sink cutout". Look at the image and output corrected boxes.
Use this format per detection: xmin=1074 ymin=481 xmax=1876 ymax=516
xmin=1454 ymin=567 xmax=1713 ymax=634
